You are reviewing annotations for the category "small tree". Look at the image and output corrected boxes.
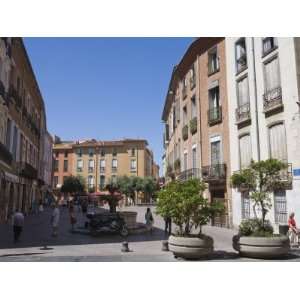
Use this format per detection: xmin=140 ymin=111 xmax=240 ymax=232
xmin=60 ymin=175 xmax=85 ymax=194
xmin=156 ymin=179 xmax=224 ymax=236
xmin=231 ymin=158 xmax=287 ymax=229
xmin=142 ymin=177 xmax=158 ymax=202
xmin=103 ymin=178 xmax=121 ymax=213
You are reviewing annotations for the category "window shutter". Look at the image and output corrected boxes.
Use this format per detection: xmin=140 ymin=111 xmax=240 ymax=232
xmin=269 ymin=123 xmax=287 ymax=161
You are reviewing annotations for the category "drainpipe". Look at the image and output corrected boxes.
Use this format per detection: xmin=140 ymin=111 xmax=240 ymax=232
xmin=251 ymin=37 xmax=261 ymax=162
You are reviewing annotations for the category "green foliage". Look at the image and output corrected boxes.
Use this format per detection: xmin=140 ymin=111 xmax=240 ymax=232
xmin=156 ymin=179 xmax=224 ymax=236
xmin=231 ymin=158 xmax=287 ymax=230
xmin=239 ymin=219 xmax=273 ymax=237
xmin=60 ymin=175 xmax=85 ymax=194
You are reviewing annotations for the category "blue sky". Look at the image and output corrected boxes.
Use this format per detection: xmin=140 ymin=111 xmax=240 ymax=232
xmin=24 ymin=38 xmax=192 ymax=172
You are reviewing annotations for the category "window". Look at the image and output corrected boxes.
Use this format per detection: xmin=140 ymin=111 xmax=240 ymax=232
xmin=131 ymin=148 xmax=136 ymax=156
xmin=99 ymin=175 xmax=105 ymax=190
xmin=235 ymin=38 xmax=247 ymax=73
xmin=88 ymin=148 xmax=94 ymax=157
xmin=274 ymin=190 xmax=287 ymax=224
xmin=100 ymin=159 xmax=105 ymax=172
xmin=112 ymin=158 xmax=118 ymax=171
xmin=263 ymin=56 xmax=280 ymax=93
xmin=54 ymin=160 xmax=59 ymax=172
xmin=241 ymin=192 xmax=250 ymax=219
xmin=183 ymin=152 xmax=188 ymax=171
xmin=88 ymin=159 xmax=95 ymax=173
xmin=182 ymin=77 xmax=187 ymax=98
xmin=55 ymin=151 xmax=59 ymax=158
xmin=175 ymin=98 xmax=180 ymax=123
xmin=63 ymin=160 xmax=68 ymax=172
xmin=64 ymin=151 xmax=68 ymax=158
xmin=236 ymin=76 xmax=249 ymax=107
xmin=208 ymin=85 xmax=221 ymax=123
xmin=262 ymin=37 xmax=277 ymax=56
xmin=5 ymin=118 xmax=11 ymax=150
xmin=77 ymin=159 xmax=83 ymax=172
xmin=208 ymin=47 xmax=219 ymax=75
xmin=53 ymin=176 xmax=58 ymax=188
xmin=130 ymin=159 xmax=137 ymax=171
xmin=12 ymin=125 xmax=18 ymax=160
xmin=191 ymin=96 xmax=197 ymax=119
xmin=192 ymin=147 xmax=197 ymax=169
xmin=269 ymin=123 xmax=287 ymax=161
xmin=88 ymin=175 xmax=95 ymax=188
xmin=183 ymin=106 xmax=187 ymax=125
xmin=190 ymin=65 xmax=196 ymax=88
xmin=211 ymin=140 xmax=221 ymax=165
xmin=239 ymin=134 xmax=252 ymax=169
xmin=112 ymin=148 xmax=117 ymax=156
xmin=77 ymin=148 xmax=82 ymax=157
xmin=63 ymin=176 xmax=68 ymax=183
xmin=172 ymin=106 xmax=176 ymax=131
xmin=100 ymin=149 xmax=105 ymax=157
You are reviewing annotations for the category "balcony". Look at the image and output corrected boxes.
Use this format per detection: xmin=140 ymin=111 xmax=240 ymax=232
xmin=208 ymin=106 xmax=222 ymax=126
xmin=235 ymin=102 xmax=251 ymax=125
xmin=277 ymin=163 xmax=293 ymax=190
xmin=178 ymin=168 xmax=201 ymax=181
xmin=9 ymin=86 xmax=22 ymax=109
xmin=263 ymin=86 xmax=283 ymax=113
xmin=189 ymin=117 xmax=197 ymax=135
xmin=182 ymin=124 xmax=189 ymax=141
xmin=100 ymin=167 xmax=105 ymax=173
xmin=0 ymin=141 xmax=13 ymax=165
xmin=18 ymin=162 xmax=38 ymax=179
xmin=88 ymin=167 xmax=94 ymax=173
xmin=202 ymin=164 xmax=226 ymax=183
xmin=77 ymin=167 xmax=83 ymax=172
xmin=112 ymin=167 xmax=118 ymax=173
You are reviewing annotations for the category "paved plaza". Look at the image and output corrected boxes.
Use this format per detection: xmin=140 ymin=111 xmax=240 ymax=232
xmin=0 ymin=205 xmax=300 ymax=262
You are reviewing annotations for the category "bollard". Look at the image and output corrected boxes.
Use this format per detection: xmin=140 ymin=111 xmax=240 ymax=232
xmin=162 ymin=240 xmax=169 ymax=251
xmin=121 ymin=241 xmax=130 ymax=252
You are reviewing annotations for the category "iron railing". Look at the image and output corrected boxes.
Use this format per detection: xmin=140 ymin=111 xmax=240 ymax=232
xmin=208 ymin=106 xmax=222 ymax=125
xmin=263 ymin=86 xmax=283 ymax=112
xmin=201 ymin=163 xmax=226 ymax=182
xmin=177 ymin=168 xmax=201 ymax=181
xmin=18 ymin=162 xmax=38 ymax=179
xmin=235 ymin=102 xmax=251 ymax=124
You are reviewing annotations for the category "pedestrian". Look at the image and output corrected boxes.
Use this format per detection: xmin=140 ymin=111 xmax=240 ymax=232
xmin=288 ymin=212 xmax=299 ymax=246
xmin=51 ymin=202 xmax=60 ymax=237
xmin=69 ymin=204 xmax=77 ymax=232
xmin=164 ymin=215 xmax=172 ymax=235
xmin=39 ymin=201 xmax=44 ymax=213
xmin=145 ymin=207 xmax=154 ymax=234
xmin=12 ymin=209 xmax=24 ymax=242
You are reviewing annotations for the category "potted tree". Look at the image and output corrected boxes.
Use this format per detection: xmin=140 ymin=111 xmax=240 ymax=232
xmin=231 ymin=159 xmax=290 ymax=258
xmin=156 ymin=178 xmax=223 ymax=259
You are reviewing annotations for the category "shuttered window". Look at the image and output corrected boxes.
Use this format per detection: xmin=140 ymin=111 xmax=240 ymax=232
xmin=264 ymin=57 xmax=280 ymax=92
xmin=239 ymin=134 xmax=252 ymax=169
xmin=274 ymin=190 xmax=287 ymax=224
xmin=269 ymin=123 xmax=287 ymax=161
xmin=237 ymin=76 xmax=249 ymax=106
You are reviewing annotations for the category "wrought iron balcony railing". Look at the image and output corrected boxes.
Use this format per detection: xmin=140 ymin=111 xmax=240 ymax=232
xmin=263 ymin=86 xmax=283 ymax=112
xmin=177 ymin=168 xmax=201 ymax=181
xmin=235 ymin=102 xmax=251 ymax=124
xmin=18 ymin=162 xmax=38 ymax=179
xmin=201 ymin=163 xmax=226 ymax=182
xmin=208 ymin=106 xmax=222 ymax=125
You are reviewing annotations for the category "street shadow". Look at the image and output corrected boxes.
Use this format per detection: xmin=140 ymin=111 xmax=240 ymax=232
xmin=0 ymin=208 xmax=171 ymax=250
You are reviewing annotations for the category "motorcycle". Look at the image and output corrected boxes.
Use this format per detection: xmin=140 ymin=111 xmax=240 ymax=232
xmin=88 ymin=212 xmax=129 ymax=237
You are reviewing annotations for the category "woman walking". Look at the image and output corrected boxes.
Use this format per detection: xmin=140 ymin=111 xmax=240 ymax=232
xmin=69 ymin=204 xmax=77 ymax=232
xmin=145 ymin=207 xmax=154 ymax=234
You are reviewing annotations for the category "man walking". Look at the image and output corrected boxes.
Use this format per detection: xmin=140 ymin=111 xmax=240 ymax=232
xmin=164 ymin=216 xmax=172 ymax=235
xmin=13 ymin=209 xmax=25 ymax=242
xmin=51 ymin=203 xmax=60 ymax=237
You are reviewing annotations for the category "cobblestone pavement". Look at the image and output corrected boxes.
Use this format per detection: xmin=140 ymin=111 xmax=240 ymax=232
xmin=0 ymin=205 xmax=300 ymax=262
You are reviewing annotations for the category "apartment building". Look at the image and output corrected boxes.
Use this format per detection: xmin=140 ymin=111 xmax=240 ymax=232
xmin=162 ymin=38 xmax=232 ymax=227
xmin=0 ymin=37 xmax=51 ymax=222
xmin=53 ymin=138 xmax=158 ymax=195
xmin=226 ymin=37 xmax=300 ymax=230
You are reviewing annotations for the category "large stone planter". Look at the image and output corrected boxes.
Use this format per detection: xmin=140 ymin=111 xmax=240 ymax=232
xmin=233 ymin=235 xmax=290 ymax=259
xmin=168 ymin=235 xmax=214 ymax=259
xmin=119 ymin=211 xmax=137 ymax=229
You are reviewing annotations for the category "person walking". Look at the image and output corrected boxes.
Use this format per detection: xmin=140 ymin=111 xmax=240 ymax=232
xmin=145 ymin=207 xmax=154 ymax=234
xmin=69 ymin=204 xmax=77 ymax=232
xmin=288 ymin=212 xmax=299 ymax=246
xmin=164 ymin=215 xmax=172 ymax=235
xmin=12 ymin=209 xmax=24 ymax=242
xmin=51 ymin=203 xmax=60 ymax=237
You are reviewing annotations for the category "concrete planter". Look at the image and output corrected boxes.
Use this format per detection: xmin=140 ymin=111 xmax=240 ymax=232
xmin=168 ymin=235 xmax=214 ymax=259
xmin=119 ymin=211 xmax=137 ymax=229
xmin=233 ymin=235 xmax=290 ymax=259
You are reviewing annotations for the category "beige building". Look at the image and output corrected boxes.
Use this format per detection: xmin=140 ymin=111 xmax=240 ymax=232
xmin=162 ymin=37 xmax=232 ymax=227
xmin=53 ymin=138 xmax=157 ymax=193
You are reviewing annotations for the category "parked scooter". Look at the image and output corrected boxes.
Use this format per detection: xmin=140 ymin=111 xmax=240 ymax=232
xmin=88 ymin=213 xmax=129 ymax=237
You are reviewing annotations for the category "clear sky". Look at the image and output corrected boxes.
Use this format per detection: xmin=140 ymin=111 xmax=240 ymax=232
xmin=24 ymin=38 xmax=192 ymax=172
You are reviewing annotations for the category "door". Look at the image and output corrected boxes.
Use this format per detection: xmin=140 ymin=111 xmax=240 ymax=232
xmin=211 ymin=190 xmax=227 ymax=227
xmin=211 ymin=140 xmax=221 ymax=177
